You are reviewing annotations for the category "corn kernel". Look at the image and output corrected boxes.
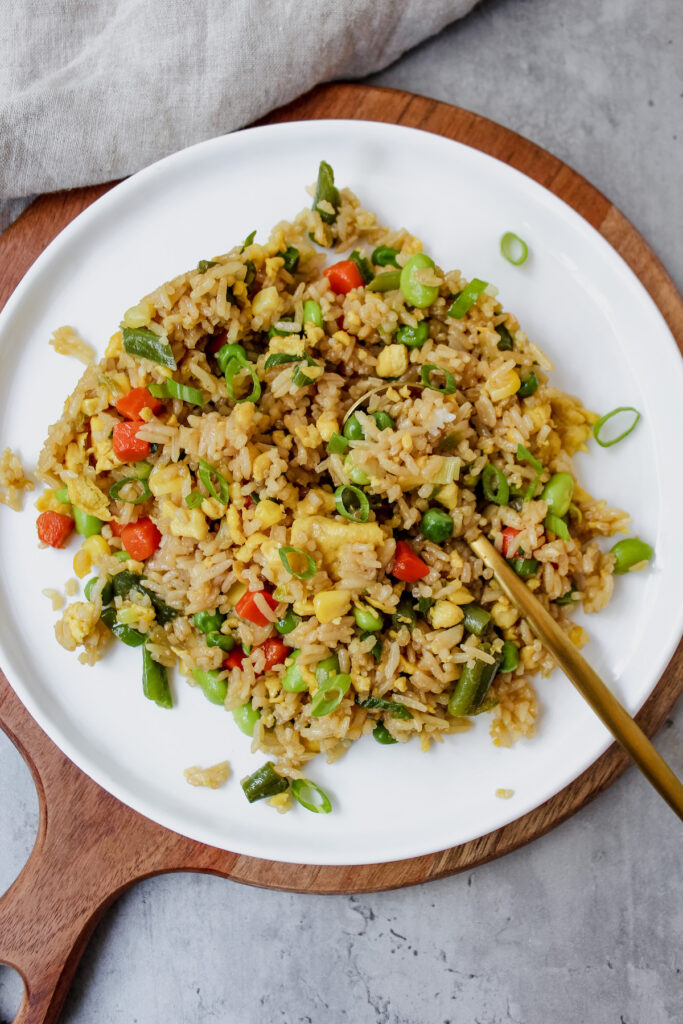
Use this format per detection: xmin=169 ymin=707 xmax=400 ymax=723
xmin=81 ymin=397 xmax=99 ymax=416
xmin=122 ymin=301 xmax=155 ymax=329
xmin=489 ymin=369 xmax=521 ymax=403
xmin=450 ymin=549 xmax=464 ymax=573
xmin=73 ymin=549 xmax=92 ymax=578
xmin=252 ymin=452 xmax=273 ymax=482
xmin=293 ymin=597 xmax=316 ymax=616
xmin=255 ymin=499 xmax=284 ymax=527
xmin=436 ymin=483 xmax=459 ymax=511
xmin=313 ymin=589 xmax=352 ymax=624
xmin=491 ymin=598 xmax=519 ymax=629
xmin=251 ymin=286 xmax=279 ymax=319
xmin=376 ymin=344 xmax=408 ymax=379
xmin=105 ymin=331 xmax=123 ymax=357
xmin=82 ymin=535 xmax=111 ymax=563
xmin=431 ymin=600 xmax=465 ymax=629
xmin=316 ymin=415 xmax=338 ymax=442
xmin=569 ymin=625 xmax=589 ymax=648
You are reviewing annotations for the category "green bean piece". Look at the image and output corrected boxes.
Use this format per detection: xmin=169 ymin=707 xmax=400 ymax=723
xmin=275 ymin=609 xmax=301 ymax=635
xmin=448 ymin=645 xmax=503 ymax=716
xmin=232 ymin=701 xmax=261 ymax=737
xmin=357 ymin=696 xmax=413 ymax=720
xmin=73 ymin=506 xmax=102 ymax=538
xmin=279 ymin=246 xmax=300 ymax=273
xmin=143 ymin=589 xmax=179 ymax=625
xmin=303 ymin=299 xmax=323 ymax=328
xmin=349 ymin=249 xmax=373 ymax=284
xmin=315 ymin=654 xmax=340 ymax=685
xmin=396 ymin=322 xmax=429 ymax=349
xmin=541 ymin=473 xmax=574 ymax=517
xmin=371 ymin=245 xmax=399 ymax=267
xmin=282 ymin=649 xmax=308 ymax=692
xmin=495 ymin=323 xmax=514 ymax=350
xmin=206 ymin=631 xmax=236 ymax=651
xmin=241 ymin=761 xmax=289 ymax=803
xmin=111 ymin=570 xmax=178 ymax=623
xmin=517 ymin=372 xmax=539 ymax=398
xmin=360 ymin=631 xmax=383 ymax=662
xmin=193 ymin=609 xmax=226 ymax=634
xmin=343 ymin=455 xmax=370 ymax=486
xmin=461 ymin=603 xmax=493 ymax=637
xmin=367 ymin=270 xmax=402 ymax=292
xmin=507 ymin=556 xmax=539 ymax=579
xmin=216 ymin=343 xmax=248 ymax=373
xmin=326 ymin=432 xmax=350 ymax=455
xmin=141 ymin=645 xmax=172 ymax=708
xmin=482 ymin=464 xmax=510 ymax=506
xmin=289 ymin=778 xmax=333 ymax=814
xmin=122 ymin=327 xmax=177 ymax=370
xmin=610 ymin=537 xmax=653 ymax=574
xmin=192 ymin=668 xmax=227 ymax=706
xmin=392 ymin=594 xmax=417 ymax=633
xmin=353 ymin=603 xmax=383 ymax=632
xmin=420 ymin=507 xmax=454 ymax=543
xmin=85 ymin=576 xmax=114 ymax=605
xmin=447 ymin=278 xmax=488 ymax=319
xmin=500 ymin=641 xmax=519 ymax=673
xmin=343 ymin=413 xmax=365 ymax=440
xmin=372 ymin=410 xmax=395 ymax=431
xmin=312 ymin=160 xmax=340 ymax=224
xmin=100 ymin=607 xmax=146 ymax=647
xmin=400 ymin=254 xmax=439 ymax=308
xmin=373 ymin=722 xmax=397 ymax=744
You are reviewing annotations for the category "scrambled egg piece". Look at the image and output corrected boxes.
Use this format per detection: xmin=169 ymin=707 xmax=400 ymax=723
xmin=290 ymin=516 xmax=385 ymax=580
xmin=66 ymin=477 xmax=112 ymax=521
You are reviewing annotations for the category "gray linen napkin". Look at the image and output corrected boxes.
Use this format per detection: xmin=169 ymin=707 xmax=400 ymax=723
xmin=0 ymin=0 xmax=478 ymax=206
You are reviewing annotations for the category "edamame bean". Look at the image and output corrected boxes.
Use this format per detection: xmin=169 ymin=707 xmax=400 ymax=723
xmin=541 ymin=473 xmax=574 ymax=517
xmin=610 ymin=537 xmax=653 ymax=574
xmin=420 ymin=507 xmax=454 ymax=543
xmin=353 ymin=603 xmax=383 ymax=632
xmin=400 ymin=253 xmax=439 ymax=308
xmin=282 ymin=650 xmax=307 ymax=692
xmin=232 ymin=701 xmax=261 ymax=736
xmin=193 ymin=609 xmax=225 ymax=634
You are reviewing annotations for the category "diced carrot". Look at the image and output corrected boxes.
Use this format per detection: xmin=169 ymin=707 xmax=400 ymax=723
xmin=323 ymin=260 xmax=364 ymax=295
xmin=109 ymin=521 xmax=124 ymax=537
xmin=112 ymin=421 xmax=151 ymax=462
xmin=390 ymin=540 xmax=430 ymax=582
xmin=37 ymin=510 xmax=74 ymax=549
xmin=121 ymin=517 xmax=161 ymax=560
xmin=258 ymin=638 xmax=289 ymax=671
xmin=115 ymin=387 xmax=162 ymax=421
xmin=501 ymin=527 xmax=522 ymax=558
xmin=223 ymin=648 xmax=246 ymax=671
xmin=235 ymin=589 xmax=278 ymax=627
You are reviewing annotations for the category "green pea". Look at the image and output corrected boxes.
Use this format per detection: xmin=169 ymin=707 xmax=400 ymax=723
xmin=372 ymin=245 xmax=399 ymax=267
xmin=232 ymin=701 xmax=261 ymax=737
xmin=517 ymin=372 xmax=539 ymax=397
xmin=541 ymin=473 xmax=574 ymax=517
xmin=353 ymin=603 xmax=384 ymax=632
xmin=73 ymin=506 xmax=102 ymax=538
xmin=206 ymin=632 xmax=235 ymax=651
xmin=420 ymin=507 xmax=454 ymax=544
xmin=303 ymin=300 xmax=323 ymax=328
xmin=371 ymin=410 xmax=395 ymax=431
xmin=282 ymin=649 xmax=307 ymax=692
xmin=275 ymin=608 xmax=301 ymax=634
xmin=610 ymin=537 xmax=653 ymax=574
xmin=193 ymin=609 xmax=226 ymax=634
xmin=399 ymin=253 xmax=439 ymax=308
xmin=507 ymin=556 xmax=539 ymax=579
xmin=216 ymin=343 xmax=247 ymax=373
xmin=192 ymin=668 xmax=227 ymax=706
xmin=396 ymin=322 xmax=429 ymax=349
xmin=344 ymin=455 xmax=370 ymax=486
xmin=85 ymin=576 xmax=114 ymax=605
xmin=315 ymin=654 xmax=340 ymax=685
xmin=343 ymin=414 xmax=365 ymax=440
xmin=500 ymin=641 xmax=519 ymax=673
xmin=373 ymin=723 xmax=397 ymax=744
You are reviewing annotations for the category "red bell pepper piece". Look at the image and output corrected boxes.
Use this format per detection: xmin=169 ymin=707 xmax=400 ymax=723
xmin=235 ymin=589 xmax=278 ymax=627
xmin=115 ymin=387 xmax=162 ymax=421
xmin=390 ymin=541 xmax=430 ymax=582
xmin=501 ymin=527 xmax=522 ymax=558
xmin=323 ymin=260 xmax=364 ymax=295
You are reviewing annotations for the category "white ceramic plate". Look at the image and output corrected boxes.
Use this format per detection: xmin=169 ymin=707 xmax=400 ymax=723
xmin=0 ymin=121 xmax=681 ymax=866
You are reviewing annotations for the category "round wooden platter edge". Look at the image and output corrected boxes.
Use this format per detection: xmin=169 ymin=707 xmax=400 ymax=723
xmin=0 ymin=84 xmax=681 ymax=902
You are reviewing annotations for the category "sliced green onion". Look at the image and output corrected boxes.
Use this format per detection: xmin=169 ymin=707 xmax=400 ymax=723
xmin=185 ymin=491 xmax=204 ymax=509
xmin=500 ymin=232 xmax=529 ymax=265
xmin=109 ymin=477 xmax=152 ymax=505
xmin=334 ymin=484 xmax=370 ymax=523
xmin=242 ymin=230 xmax=256 ymax=250
xmin=544 ymin=513 xmax=570 ymax=540
xmin=279 ymin=546 xmax=316 ymax=580
xmin=279 ymin=246 xmax=300 ymax=273
xmin=396 ymin=321 xmax=429 ymax=348
xmin=367 ymin=270 xmax=401 ymax=292
xmin=592 ymin=406 xmax=641 ymax=447
xmin=357 ymin=696 xmax=413 ymax=720
xmin=225 ymin=356 xmax=261 ymax=403
xmin=289 ymin=778 xmax=332 ymax=814
xmin=447 ymin=278 xmax=488 ymax=319
xmin=216 ymin=343 xmax=247 ymax=373
xmin=303 ymin=299 xmax=323 ymax=327
xmin=517 ymin=443 xmax=543 ymax=502
xmin=326 ymin=432 xmax=350 ymax=455
xmin=264 ymin=352 xmax=303 ymax=370
xmin=122 ymin=327 xmax=176 ymax=370
xmin=373 ymin=723 xmax=397 ymax=744
xmin=349 ymin=249 xmax=373 ymax=285
xmin=507 ymin=556 xmax=539 ymax=579
xmin=555 ymin=590 xmax=578 ymax=606
xmin=371 ymin=245 xmax=399 ymax=268
xmin=291 ymin=358 xmax=320 ymax=388
xmin=517 ymin=372 xmax=539 ymax=398
xmin=482 ymin=464 xmax=509 ymax=506
xmin=495 ymin=323 xmax=514 ymax=350
xmin=310 ymin=673 xmax=351 ymax=717
xmin=165 ymin=378 xmax=205 ymax=406
xmin=147 ymin=383 xmax=166 ymax=399
xmin=198 ymin=458 xmax=230 ymax=505
xmin=417 ymin=596 xmax=435 ymax=615
xmin=360 ymin=631 xmax=383 ymax=662
xmin=419 ymin=364 xmax=457 ymax=394
xmin=432 ymin=456 xmax=460 ymax=485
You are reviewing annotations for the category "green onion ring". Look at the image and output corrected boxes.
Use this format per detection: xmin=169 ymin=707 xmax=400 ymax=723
xmin=447 ymin=278 xmax=488 ymax=319
xmin=289 ymin=778 xmax=333 ymax=813
xmin=224 ymin=356 xmax=261 ymax=403
xmin=592 ymin=406 xmax=641 ymax=447
xmin=481 ymin=464 xmax=509 ymax=506
xmin=291 ymin=358 xmax=320 ymax=387
xmin=517 ymin=443 xmax=543 ymax=502
xmin=109 ymin=477 xmax=152 ymax=505
xmin=419 ymin=364 xmax=457 ymax=394
xmin=334 ymin=484 xmax=370 ymax=523
xmin=500 ymin=232 xmax=529 ymax=265
xmin=279 ymin=546 xmax=317 ymax=580
xmin=264 ymin=352 xmax=304 ymax=370
xmin=310 ymin=673 xmax=351 ymax=717
xmin=185 ymin=491 xmax=204 ymax=509
xmin=198 ymin=458 xmax=230 ymax=505
xmin=544 ymin=512 xmax=570 ymax=540
xmin=165 ymin=378 xmax=205 ymax=406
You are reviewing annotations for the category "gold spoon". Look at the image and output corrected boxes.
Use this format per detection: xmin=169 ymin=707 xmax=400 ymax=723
xmin=470 ymin=534 xmax=683 ymax=819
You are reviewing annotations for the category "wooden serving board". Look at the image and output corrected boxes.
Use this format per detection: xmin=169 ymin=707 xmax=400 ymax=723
xmin=0 ymin=84 xmax=681 ymax=1024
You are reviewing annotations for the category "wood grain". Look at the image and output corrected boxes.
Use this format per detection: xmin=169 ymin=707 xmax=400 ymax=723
xmin=0 ymin=84 xmax=681 ymax=1024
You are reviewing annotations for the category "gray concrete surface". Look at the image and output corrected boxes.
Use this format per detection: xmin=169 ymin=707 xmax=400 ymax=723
xmin=1 ymin=0 xmax=681 ymax=1021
